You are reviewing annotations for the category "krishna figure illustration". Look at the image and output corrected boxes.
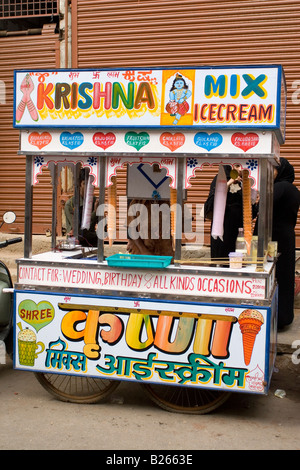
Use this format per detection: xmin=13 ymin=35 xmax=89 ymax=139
xmin=166 ymin=73 xmax=192 ymax=125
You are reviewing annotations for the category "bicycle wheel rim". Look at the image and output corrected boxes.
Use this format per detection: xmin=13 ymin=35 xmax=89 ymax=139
xmin=142 ymin=383 xmax=231 ymax=414
xmin=35 ymin=372 xmax=120 ymax=404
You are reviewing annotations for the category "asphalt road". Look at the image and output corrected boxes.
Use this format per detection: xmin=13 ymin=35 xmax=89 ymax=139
xmin=0 ymin=351 xmax=299 ymax=452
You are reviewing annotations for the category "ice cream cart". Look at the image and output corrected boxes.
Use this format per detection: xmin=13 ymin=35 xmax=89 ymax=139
xmin=12 ymin=66 xmax=285 ymax=414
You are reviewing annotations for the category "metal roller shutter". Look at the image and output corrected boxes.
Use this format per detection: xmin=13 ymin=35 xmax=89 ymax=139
xmin=0 ymin=27 xmax=60 ymax=234
xmin=73 ymin=0 xmax=300 ymax=246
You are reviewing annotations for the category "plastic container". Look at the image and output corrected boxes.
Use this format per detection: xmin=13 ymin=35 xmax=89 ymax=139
xmin=267 ymin=241 xmax=278 ymax=261
xmin=67 ymin=237 xmax=76 ymax=249
xmin=235 ymin=227 xmax=247 ymax=256
xmin=106 ymin=254 xmax=173 ymax=269
xmin=251 ymin=235 xmax=258 ymax=263
xmin=229 ymin=252 xmax=244 ymax=269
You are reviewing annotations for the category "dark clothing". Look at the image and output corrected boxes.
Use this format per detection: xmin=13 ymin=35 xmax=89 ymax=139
xmin=65 ymin=195 xmax=98 ymax=247
xmin=272 ymin=158 xmax=300 ymax=328
xmin=78 ymin=203 xmax=98 ymax=247
xmin=274 ymin=157 xmax=295 ymax=184
xmin=127 ymin=199 xmax=174 ymax=257
xmin=79 ymin=228 xmax=98 ymax=247
xmin=204 ymin=165 xmax=257 ymax=259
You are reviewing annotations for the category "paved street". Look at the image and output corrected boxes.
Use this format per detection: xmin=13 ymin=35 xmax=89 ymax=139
xmin=0 ymin=343 xmax=299 ymax=451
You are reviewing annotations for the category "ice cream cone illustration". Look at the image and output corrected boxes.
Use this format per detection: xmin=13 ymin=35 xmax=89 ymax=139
xmin=238 ymin=309 xmax=264 ymax=365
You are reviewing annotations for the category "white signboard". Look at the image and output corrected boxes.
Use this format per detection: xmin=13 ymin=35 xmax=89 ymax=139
xmin=19 ymin=128 xmax=277 ymax=156
xmin=18 ymin=263 xmax=267 ymax=300
xmin=14 ymin=290 xmax=276 ymax=393
xmin=14 ymin=66 xmax=286 ymax=143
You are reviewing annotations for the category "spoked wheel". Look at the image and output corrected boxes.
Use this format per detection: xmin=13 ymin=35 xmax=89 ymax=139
xmin=141 ymin=383 xmax=231 ymax=414
xmin=34 ymin=372 xmax=120 ymax=404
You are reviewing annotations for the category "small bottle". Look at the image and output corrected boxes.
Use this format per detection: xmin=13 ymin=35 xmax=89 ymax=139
xmin=251 ymin=235 xmax=258 ymax=264
xmin=267 ymin=241 xmax=278 ymax=261
xmin=235 ymin=228 xmax=247 ymax=256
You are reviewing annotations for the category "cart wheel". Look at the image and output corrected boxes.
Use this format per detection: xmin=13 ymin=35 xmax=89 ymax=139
xmin=34 ymin=372 xmax=120 ymax=404
xmin=141 ymin=383 xmax=231 ymax=414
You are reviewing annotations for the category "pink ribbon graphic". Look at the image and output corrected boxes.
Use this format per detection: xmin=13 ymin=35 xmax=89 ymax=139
xmin=16 ymin=74 xmax=38 ymax=123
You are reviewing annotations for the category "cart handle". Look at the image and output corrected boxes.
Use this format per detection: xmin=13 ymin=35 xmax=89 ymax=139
xmin=0 ymin=237 xmax=22 ymax=249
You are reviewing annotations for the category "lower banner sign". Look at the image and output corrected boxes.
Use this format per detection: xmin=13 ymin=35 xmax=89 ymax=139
xmin=14 ymin=290 xmax=276 ymax=394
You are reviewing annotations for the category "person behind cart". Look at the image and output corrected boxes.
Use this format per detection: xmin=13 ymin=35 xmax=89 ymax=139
xmin=126 ymin=198 xmax=174 ymax=257
xmin=204 ymin=164 xmax=259 ymax=260
xmin=64 ymin=168 xmax=98 ymax=247
xmin=272 ymin=157 xmax=300 ymax=329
